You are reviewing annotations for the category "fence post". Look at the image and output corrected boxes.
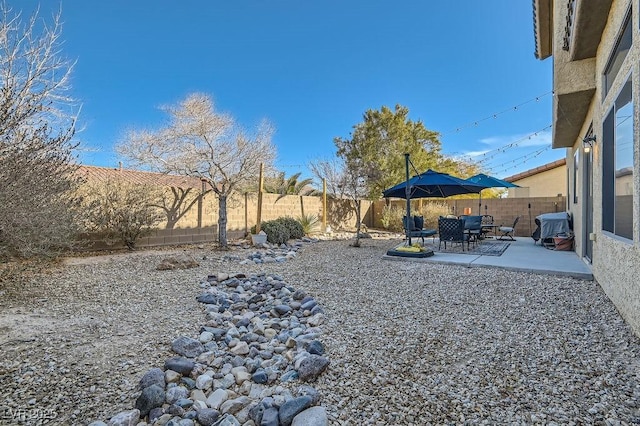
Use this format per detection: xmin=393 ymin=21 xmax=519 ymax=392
xmin=256 ymin=163 xmax=264 ymax=233
xmin=322 ymin=178 xmax=327 ymax=232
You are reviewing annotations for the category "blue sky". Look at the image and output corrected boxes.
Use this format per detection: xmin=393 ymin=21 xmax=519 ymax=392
xmin=13 ymin=1 xmax=555 ymax=180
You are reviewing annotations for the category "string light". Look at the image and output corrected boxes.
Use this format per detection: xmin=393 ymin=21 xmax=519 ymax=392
xmin=465 ymin=124 xmax=553 ymax=164
xmin=486 ymin=146 xmax=552 ymax=175
xmin=440 ymin=91 xmax=552 ymax=136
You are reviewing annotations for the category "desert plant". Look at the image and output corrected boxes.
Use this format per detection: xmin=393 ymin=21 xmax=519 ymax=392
xmin=297 ymin=213 xmax=319 ymax=235
xmin=260 ymin=220 xmax=290 ymax=245
xmin=380 ymin=205 xmax=412 ymax=232
xmin=275 ymin=217 xmax=304 ymax=240
xmin=417 ymin=201 xmax=450 ymax=229
xmin=0 ymin=5 xmax=83 ymax=259
xmin=82 ymin=178 xmax=164 ymax=249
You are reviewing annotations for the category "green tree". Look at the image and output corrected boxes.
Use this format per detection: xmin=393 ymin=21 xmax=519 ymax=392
xmin=335 ymin=104 xmax=480 ymax=199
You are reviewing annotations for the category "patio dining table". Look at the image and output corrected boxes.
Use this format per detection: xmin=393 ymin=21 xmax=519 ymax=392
xmin=480 ymin=224 xmax=500 ymax=239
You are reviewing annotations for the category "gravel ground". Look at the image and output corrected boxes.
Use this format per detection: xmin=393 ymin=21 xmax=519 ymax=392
xmin=1 ymin=237 xmax=639 ymax=425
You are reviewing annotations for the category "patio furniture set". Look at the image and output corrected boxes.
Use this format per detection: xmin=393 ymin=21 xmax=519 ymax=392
xmin=382 ymin=156 xmax=521 ymax=257
xmin=404 ymin=214 xmax=519 ymax=252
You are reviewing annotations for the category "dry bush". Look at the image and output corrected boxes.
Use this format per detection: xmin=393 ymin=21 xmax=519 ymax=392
xmin=0 ymin=5 xmax=83 ymax=260
xmin=81 ymin=179 xmax=164 ymax=249
xmin=417 ymin=201 xmax=451 ymax=229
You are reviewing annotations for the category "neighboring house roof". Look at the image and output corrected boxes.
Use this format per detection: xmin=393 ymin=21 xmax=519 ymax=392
xmin=503 ymin=158 xmax=567 ymax=183
xmin=78 ymin=165 xmax=205 ymax=190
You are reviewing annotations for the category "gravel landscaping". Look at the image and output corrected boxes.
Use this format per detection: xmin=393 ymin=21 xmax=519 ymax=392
xmin=1 ymin=237 xmax=639 ymax=425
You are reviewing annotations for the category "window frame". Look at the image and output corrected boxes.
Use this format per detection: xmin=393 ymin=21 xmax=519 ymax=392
xmin=603 ymin=7 xmax=633 ymax=99
xmin=602 ymin=74 xmax=634 ymax=241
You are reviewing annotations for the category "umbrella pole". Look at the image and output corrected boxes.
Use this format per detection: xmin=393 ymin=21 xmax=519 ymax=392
xmin=479 ymin=190 xmax=482 ymax=215
xmin=405 ymin=153 xmax=412 ymax=246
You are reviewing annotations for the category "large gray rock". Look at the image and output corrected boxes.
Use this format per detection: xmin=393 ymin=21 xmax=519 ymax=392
xmin=279 ymin=396 xmax=312 ymax=426
xmin=164 ymin=357 xmax=195 ymax=375
xmin=291 ymin=407 xmax=328 ymax=426
xmin=156 ymin=254 xmax=199 ymax=270
xmin=220 ymin=396 xmax=250 ymax=415
xmin=306 ymin=340 xmax=325 ymax=355
xmin=196 ymin=408 xmax=220 ymax=426
xmin=297 ymin=355 xmax=329 ymax=382
xmin=107 ymin=409 xmax=140 ymax=426
xmin=139 ymin=367 xmax=165 ymax=390
xmin=196 ymin=293 xmax=217 ymax=304
xmin=206 ymin=388 xmax=228 ymax=410
xmin=165 ymin=386 xmax=189 ymax=404
xmin=135 ymin=385 xmax=165 ymax=417
xmin=172 ymin=336 xmax=205 ymax=358
xmin=215 ymin=414 xmax=241 ymax=426
xmin=260 ymin=407 xmax=279 ymax=426
xmin=296 ymin=385 xmax=321 ymax=405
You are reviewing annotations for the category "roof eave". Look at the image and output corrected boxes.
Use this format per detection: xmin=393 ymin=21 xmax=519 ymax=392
xmin=533 ymin=0 xmax=553 ymax=60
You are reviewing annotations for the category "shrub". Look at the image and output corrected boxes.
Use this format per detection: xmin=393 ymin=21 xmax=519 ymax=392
xmin=82 ymin=178 xmax=164 ymax=249
xmin=298 ymin=213 xmax=319 ymax=235
xmin=417 ymin=201 xmax=450 ymax=229
xmin=260 ymin=220 xmax=290 ymax=245
xmin=380 ymin=205 xmax=409 ymax=232
xmin=275 ymin=217 xmax=305 ymax=240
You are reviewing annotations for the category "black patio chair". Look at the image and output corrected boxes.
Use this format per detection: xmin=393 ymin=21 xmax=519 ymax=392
xmin=438 ymin=216 xmax=468 ymax=251
xmin=498 ymin=216 xmax=520 ymax=241
xmin=463 ymin=215 xmax=483 ymax=246
xmin=403 ymin=215 xmax=437 ymax=244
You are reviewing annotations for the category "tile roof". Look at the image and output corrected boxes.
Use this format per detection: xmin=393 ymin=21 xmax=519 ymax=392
xmin=78 ymin=165 xmax=205 ymax=190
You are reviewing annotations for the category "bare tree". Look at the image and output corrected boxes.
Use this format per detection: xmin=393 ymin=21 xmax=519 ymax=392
xmin=117 ymin=93 xmax=276 ymax=248
xmin=0 ymin=4 xmax=82 ymax=259
xmin=310 ymin=157 xmax=370 ymax=247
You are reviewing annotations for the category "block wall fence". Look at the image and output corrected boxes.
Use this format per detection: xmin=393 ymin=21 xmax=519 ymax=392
xmin=85 ymin=192 xmax=566 ymax=249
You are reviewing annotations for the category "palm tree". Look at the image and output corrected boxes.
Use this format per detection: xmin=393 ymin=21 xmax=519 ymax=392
xmin=265 ymin=172 xmax=316 ymax=201
xmin=264 ymin=172 xmax=319 ymax=223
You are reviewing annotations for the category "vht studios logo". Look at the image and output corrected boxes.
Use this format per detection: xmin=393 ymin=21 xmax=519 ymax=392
xmin=2 ymin=407 xmax=58 ymax=423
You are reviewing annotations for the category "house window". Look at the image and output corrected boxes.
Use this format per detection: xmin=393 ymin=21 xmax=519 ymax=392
xmin=604 ymin=9 xmax=632 ymax=98
xmin=602 ymin=78 xmax=634 ymax=240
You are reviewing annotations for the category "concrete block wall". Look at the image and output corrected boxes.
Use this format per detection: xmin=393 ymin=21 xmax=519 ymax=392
xmin=373 ymin=196 xmax=568 ymax=237
xmin=83 ymin=192 xmax=565 ymax=249
xmin=82 ymin=192 xmax=373 ymax=250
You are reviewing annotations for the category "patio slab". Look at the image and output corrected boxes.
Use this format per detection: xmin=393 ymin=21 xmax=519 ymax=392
xmin=382 ymin=237 xmax=593 ymax=280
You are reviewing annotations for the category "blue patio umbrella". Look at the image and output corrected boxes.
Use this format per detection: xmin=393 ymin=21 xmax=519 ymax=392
xmin=382 ymin=169 xmax=488 ymax=199
xmin=383 ymin=155 xmax=491 ymax=248
xmin=466 ymin=173 xmax=519 ymax=214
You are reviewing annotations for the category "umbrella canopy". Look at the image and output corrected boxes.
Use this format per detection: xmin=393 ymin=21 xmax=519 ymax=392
xmin=465 ymin=173 xmax=519 ymax=215
xmin=466 ymin=173 xmax=519 ymax=188
xmin=382 ymin=169 xmax=489 ymax=199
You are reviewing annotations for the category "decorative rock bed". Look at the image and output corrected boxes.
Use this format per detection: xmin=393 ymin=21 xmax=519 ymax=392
xmin=220 ymin=238 xmax=319 ymax=265
xmin=90 ymin=272 xmax=329 ymax=426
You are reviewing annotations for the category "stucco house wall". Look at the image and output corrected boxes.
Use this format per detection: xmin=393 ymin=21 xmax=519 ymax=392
xmin=538 ymin=0 xmax=640 ymax=335
xmin=504 ymin=159 xmax=567 ymax=198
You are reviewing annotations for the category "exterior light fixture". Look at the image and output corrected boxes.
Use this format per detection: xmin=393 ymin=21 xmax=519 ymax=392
xmin=583 ymin=135 xmax=596 ymax=153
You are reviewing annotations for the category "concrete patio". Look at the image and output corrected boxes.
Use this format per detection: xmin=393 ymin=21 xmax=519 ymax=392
xmin=383 ymin=236 xmax=593 ymax=280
